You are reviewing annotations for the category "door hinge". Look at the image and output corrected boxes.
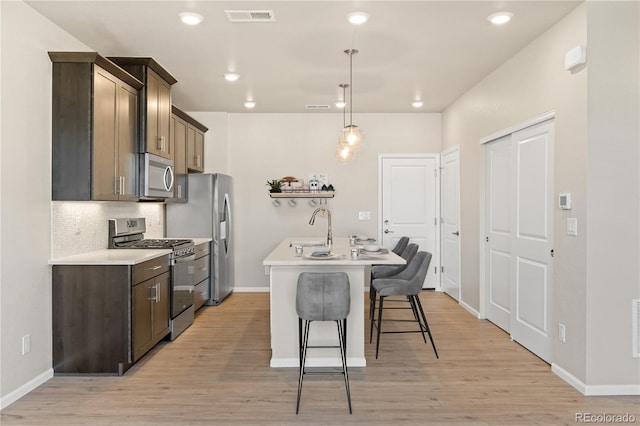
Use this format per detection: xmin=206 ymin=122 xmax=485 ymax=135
xmin=441 ymin=266 xmax=444 ymax=273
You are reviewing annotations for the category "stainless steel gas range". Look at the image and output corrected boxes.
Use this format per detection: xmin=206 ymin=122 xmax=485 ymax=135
xmin=108 ymin=218 xmax=196 ymax=340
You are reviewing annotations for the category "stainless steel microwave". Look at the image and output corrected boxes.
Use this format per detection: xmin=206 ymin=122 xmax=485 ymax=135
xmin=140 ymin=153 xmax=174 ymax=199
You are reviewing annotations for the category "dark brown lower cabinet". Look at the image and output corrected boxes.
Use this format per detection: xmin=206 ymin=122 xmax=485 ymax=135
xmin=52 ymin=255 xmax=170 ymax=375
xmin=132 ymin=272 xmax=170 ymax=361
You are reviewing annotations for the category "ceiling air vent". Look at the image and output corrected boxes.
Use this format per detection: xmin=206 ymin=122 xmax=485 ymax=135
xmin=225 ymin=10 xmax=276 ymax=22
xmin=305 ymin=105 xmax=330 ymax=110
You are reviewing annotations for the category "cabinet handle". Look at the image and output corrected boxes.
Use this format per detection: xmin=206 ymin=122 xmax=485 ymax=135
xmin=120 ymin=176 xmax=125 ymax=196
xmin=114 ymin=177 xmax=120 ymax=195
xmin=149 ymin=265 xmax=162 ymax=271
xmin=155 ymin=283 xmax=161 ymax=303
xmin=196 ymin=155 xmax=201 ymax=168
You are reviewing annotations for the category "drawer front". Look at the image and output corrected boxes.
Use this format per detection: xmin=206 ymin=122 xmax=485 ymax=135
xmin=194 ymin=278 xmax=210 ymax=311
xmin=133 ymin=255 xmax=170 ymax=285
xmin=194 ymin=255 xmax=210 ymax=284
xmin=195 ymin=242 xmax=210 ymax=259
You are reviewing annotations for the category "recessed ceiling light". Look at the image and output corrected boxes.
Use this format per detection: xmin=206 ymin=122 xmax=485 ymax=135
xmin=487 ymin=12 xmax=513 ymax=25
xmin=412 ymin=101 xmax=424 ymax=108
xmin=347 ymin=12 xmax=369 ymax=25
xmin=179 ymin=12 xmax=204 ymax=25
xmin=224 ymin=73 xmax=240 ymax=82
xmin=244 ymin=101 xmax=256 ymax=109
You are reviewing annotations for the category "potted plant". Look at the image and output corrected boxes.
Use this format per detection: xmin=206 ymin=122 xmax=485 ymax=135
xmin=266 ymin=179 xmax=282 ymax=193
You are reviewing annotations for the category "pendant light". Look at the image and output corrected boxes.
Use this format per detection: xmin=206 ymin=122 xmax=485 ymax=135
xmin=339 ymin=49 xmax=364 ymax=150
xmin=335 ymin=83 xmax=356 ymax=164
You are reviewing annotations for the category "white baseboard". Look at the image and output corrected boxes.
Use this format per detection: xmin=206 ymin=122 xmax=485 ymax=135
xmin=233 ymin=286 xmax=269 ymax=293
xmin=459 ymin=299 xmax=481 ymax=318
xmin=0 ymin=368 xmax=53 ymax=410
xmin=552 ymin=363 xmax=640 ymax=396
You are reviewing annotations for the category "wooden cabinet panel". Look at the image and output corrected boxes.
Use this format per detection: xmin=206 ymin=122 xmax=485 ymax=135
xmin=50 ymin=53 xmax=142 ymax=201
xmin=118 ymin=83 xmax=139 ymax=200
xmin=109 ymin=58 xmax=177 ymax=161
xmin=52 ymin=253 xmax=171 ymax=374
xmin=170 ymin=113 xmax=188 ymax=202
xmin=187 ymin=125 xmax=206 ymax=172
xmin=133 ymin=271 xmax=170 ymax=361
xmin=52 ymin=265 xmax=131 ymax=375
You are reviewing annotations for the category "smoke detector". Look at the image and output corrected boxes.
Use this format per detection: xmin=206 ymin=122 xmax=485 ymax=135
xmin=225 ymin=10 xmax=275 ymax=22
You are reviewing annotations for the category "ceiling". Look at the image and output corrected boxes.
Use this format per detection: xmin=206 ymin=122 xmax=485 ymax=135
xmin=26 ymin=1 xmax=580 ymax=113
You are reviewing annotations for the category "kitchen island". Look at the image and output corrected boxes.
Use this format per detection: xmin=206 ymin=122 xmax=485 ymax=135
xmin=263 ymin=237 xmax=405 ymax=368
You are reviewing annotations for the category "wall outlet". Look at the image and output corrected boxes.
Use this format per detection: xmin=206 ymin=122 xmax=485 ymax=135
xmin=558 ymin=323 xmax=566 ymax=343
xmin=22 ymin=334 xmax=31 ymax=355
xmin=264 ymin=266 xmax=270 ymax=275
xmin=358 ymin=211 xmax=371 ymax=221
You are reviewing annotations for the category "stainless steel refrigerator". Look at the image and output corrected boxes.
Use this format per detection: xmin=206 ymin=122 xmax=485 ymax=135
xmin=166 ymin=173 xmax=233 ymax=305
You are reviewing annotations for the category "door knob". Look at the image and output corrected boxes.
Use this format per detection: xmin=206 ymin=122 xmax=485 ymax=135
xmin=452 ymin=231 xmax=460 ymax=236
xmin=384 ymin=229 xmax=394 ymax=234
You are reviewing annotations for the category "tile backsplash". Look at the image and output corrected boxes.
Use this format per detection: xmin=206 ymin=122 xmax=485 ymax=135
xmin=51 ymin=201 xmax=165 ymax=259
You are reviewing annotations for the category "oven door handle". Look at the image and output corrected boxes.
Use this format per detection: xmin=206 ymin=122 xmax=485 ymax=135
xmin=172 ymin=253 xmax=196 ymax=264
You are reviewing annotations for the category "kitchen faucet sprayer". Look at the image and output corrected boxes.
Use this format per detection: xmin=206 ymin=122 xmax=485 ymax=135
xmin=309 ymin=208 xmax=332 ymax=247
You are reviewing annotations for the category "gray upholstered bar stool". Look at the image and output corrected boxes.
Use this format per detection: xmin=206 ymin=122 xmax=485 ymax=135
xmin=296 ymin=272 xmax=352 ymax=414
xmin=370 ymin=251 xmax=439 ymax=360
xmin=369 ymin=243 xmax=419 ymax=321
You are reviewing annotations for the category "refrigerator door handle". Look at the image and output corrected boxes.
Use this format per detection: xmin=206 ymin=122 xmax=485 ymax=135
xmin=223 ymin=192 xmax=231 ymax=253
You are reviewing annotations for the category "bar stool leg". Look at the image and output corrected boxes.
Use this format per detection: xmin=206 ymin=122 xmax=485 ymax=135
xmin=408 ymin=296 xmax=427 ymax=343
xmin=337 ymin=319 xmax=352 ymax=414
xmin=296 ymin=320 xmax=311 ymax=414
xmin=414 ymin=296 xmax=439 ymax=359
xmin=375 ymin=296 xmax=385 ymax=359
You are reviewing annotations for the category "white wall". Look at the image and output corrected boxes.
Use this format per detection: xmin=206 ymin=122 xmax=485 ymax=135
xmin=227 ymin=113 xmax=441 ymax=289
xmin=0 ymin=1 xmax=92 ymax=407
xmin=443 ymin=2 xmax=640 ymax=392
xmin=443 ymin=3 xmax=588 ymax=381
xmin=585 ymin=1 xmax=639 ymax=388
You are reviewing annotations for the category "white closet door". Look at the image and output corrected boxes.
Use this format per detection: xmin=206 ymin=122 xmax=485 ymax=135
xmin=484 ymin=119 xmax=554 ymax=363
xmin=485 ymin=135 xmax=513 ymax=332
xmin=509 ymin=121 xmax=554 ymax=363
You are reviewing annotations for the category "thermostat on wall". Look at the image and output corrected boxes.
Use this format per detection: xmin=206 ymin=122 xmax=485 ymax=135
xmin=559 ymin=193 xmax=572 ymax=210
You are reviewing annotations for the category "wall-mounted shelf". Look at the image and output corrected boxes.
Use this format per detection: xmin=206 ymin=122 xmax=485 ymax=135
xmin=269 ymin=191 xmax=335 ymax=199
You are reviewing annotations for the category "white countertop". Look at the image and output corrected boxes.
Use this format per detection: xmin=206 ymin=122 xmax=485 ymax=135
xmin=263 ymin=237 xmax=406 ymax=266
xmin=49 ymin=249 xmax=172 ymax=266
xmin=50 ymin=237 xmax=212 ymax=266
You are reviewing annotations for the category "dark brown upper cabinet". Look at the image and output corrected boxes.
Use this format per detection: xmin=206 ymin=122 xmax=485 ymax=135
xmin=108 ymin=57 xmax=177 ymax=161
xmin=49 ymin=52 xmax=143 ymax=201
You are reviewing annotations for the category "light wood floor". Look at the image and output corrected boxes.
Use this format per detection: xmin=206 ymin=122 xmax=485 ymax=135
xmin=2 ymin=291 xmax=638 ymax=425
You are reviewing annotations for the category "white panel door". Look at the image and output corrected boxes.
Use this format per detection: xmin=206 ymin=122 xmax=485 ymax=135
xmin=441 ymin=147 xmax=460 ymax=300
xmin=380 ymin=155 xmax=440 ymax=289
xmin=510 ymin=121 xmax=554 ymax=363
xmin=485 ymin=135 xmax=513 ymax=332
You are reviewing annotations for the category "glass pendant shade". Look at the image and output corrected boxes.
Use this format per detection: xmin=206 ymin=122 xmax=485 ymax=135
xmin=335 ymin=142 xmax=356 ymax=164
xmin=340 ymin=125 xmax=363 ymax=150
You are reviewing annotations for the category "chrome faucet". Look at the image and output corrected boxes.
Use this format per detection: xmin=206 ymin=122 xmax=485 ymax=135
xmin=309 ymin=208 xmax=332 ymax=247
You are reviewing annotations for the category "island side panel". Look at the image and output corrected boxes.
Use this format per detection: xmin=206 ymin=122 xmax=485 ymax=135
xmin=269 ymin=264 xmax=365 ymax=368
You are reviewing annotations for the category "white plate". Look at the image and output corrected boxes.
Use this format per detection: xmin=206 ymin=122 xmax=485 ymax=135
xmin=303 ymin=253 xmax=342 ymax=260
